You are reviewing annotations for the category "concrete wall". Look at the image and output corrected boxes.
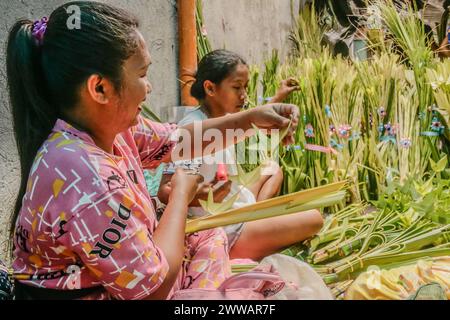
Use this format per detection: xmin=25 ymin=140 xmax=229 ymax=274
xmin=0 ymin=0 xmax=299 ymax=261
xmin=202 ymin=0 xmax=300 ymax=68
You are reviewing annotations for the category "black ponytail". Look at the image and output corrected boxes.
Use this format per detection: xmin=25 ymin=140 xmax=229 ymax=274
xmin=6 ymin=1 xmax=140 ymax=249
xmin=6 ymin=20 xmax=56 ymax=246
xmin=190 ymin=49 xmax=247 ymax=101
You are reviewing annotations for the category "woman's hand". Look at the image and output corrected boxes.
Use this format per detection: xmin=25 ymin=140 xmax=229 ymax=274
xmin=169 ymin=168 xmax=204 ymax=204
xmin=247 ymin=103 xmax=299 ymax=145
xmin=270 ymin=77 xmax=300 ymax=103
xmin=176 ymin=102 xmax=299 ymax=161
xmin=151 ymin=168 xmax=203 ymax=300
xmin=436 ymin=34 xmax=450 ymax=59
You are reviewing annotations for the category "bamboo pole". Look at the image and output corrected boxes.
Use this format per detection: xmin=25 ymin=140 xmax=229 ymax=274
xmin=178 ymin=0 xmax=199 ymax=106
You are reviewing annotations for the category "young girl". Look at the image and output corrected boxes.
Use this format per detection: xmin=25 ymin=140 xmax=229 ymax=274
xmin=6 ymin=2 xmax=298 ymax=300
xmin=159 ymin=50 xmax=323 ymax=261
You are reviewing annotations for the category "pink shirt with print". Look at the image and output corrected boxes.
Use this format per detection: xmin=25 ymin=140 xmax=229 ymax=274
xmin=12 ymin=116 xmax=230 ymax=300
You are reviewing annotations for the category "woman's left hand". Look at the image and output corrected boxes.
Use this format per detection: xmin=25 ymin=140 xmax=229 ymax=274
xmin=437 ymin=35 xmax=450 ymax=58
xmin=248 ymin=103 xmax=299 ymax=145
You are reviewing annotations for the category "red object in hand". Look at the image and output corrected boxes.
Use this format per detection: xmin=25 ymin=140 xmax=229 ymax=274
xmin=216 ymin=163 xmax=228 ymax=181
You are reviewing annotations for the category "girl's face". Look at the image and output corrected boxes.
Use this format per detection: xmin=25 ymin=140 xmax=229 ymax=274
xmin=207 ymin=63 xmax=249 ymax=115
xmin=113 ymin=31 xmax=152 ymax=130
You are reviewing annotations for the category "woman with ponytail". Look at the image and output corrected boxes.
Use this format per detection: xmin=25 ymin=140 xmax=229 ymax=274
xmin=6 ymin=2 xmax=298 ymax=300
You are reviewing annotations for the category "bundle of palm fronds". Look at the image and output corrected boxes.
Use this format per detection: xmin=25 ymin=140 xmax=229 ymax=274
xmin=283 ymin=174 xmax=450 ymax=297
xmin=237 ymin=0 xmax=449 ymax=204
xmin=195 ymin=0 xmax=212 ymax=61
xmin=185 ymin=181 xmax=347 ymax=234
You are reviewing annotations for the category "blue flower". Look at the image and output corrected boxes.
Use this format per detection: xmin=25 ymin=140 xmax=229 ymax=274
xmin=338 ymin=125 xmax=352 ymax=139
xmin=384 ymin=122 xmax=397 ymax=136
xmin=325 ymin=105 xmax=332 ymax=117
xmin=400 ymin=138 xmax=412 ymax=148
xmin=330 ymin=139 xmax=343 ymax=150
xmin=286 ymin=145 xmax=302 ymax=151
xmin=430 ymin=117 xmax=445 ymax=134
xmin=304 ymin=124 xmax=315 ymax=138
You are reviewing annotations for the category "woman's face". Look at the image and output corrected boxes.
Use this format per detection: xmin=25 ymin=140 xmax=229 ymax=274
xmin=113 ymin=31 xmax=152 ymax=131
xmin=209 ymin=63 xmax=249 ymax=115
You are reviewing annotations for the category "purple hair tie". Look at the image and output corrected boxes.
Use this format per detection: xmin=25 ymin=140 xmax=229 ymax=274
xmin=32 ymin=17 xmax=48 ymax=45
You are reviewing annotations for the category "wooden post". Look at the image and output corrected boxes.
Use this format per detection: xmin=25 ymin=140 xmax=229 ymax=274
xmin=178 ymin=0 xmax=199 ymax=106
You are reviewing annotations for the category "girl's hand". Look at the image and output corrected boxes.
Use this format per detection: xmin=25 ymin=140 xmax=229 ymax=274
xmin=248 ymin=103 xmax=299 ymax=145
xmin=170 ymin=168 xmax=204 ymax=204
xmin=188 ymin=179 xmax=232 ymax=207
xmin=270 ymin=77 xmax=300 ymax=103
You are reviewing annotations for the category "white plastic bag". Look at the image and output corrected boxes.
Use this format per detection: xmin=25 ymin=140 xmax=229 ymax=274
xmin=260 ymin=254 xmax=334 ymax=300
